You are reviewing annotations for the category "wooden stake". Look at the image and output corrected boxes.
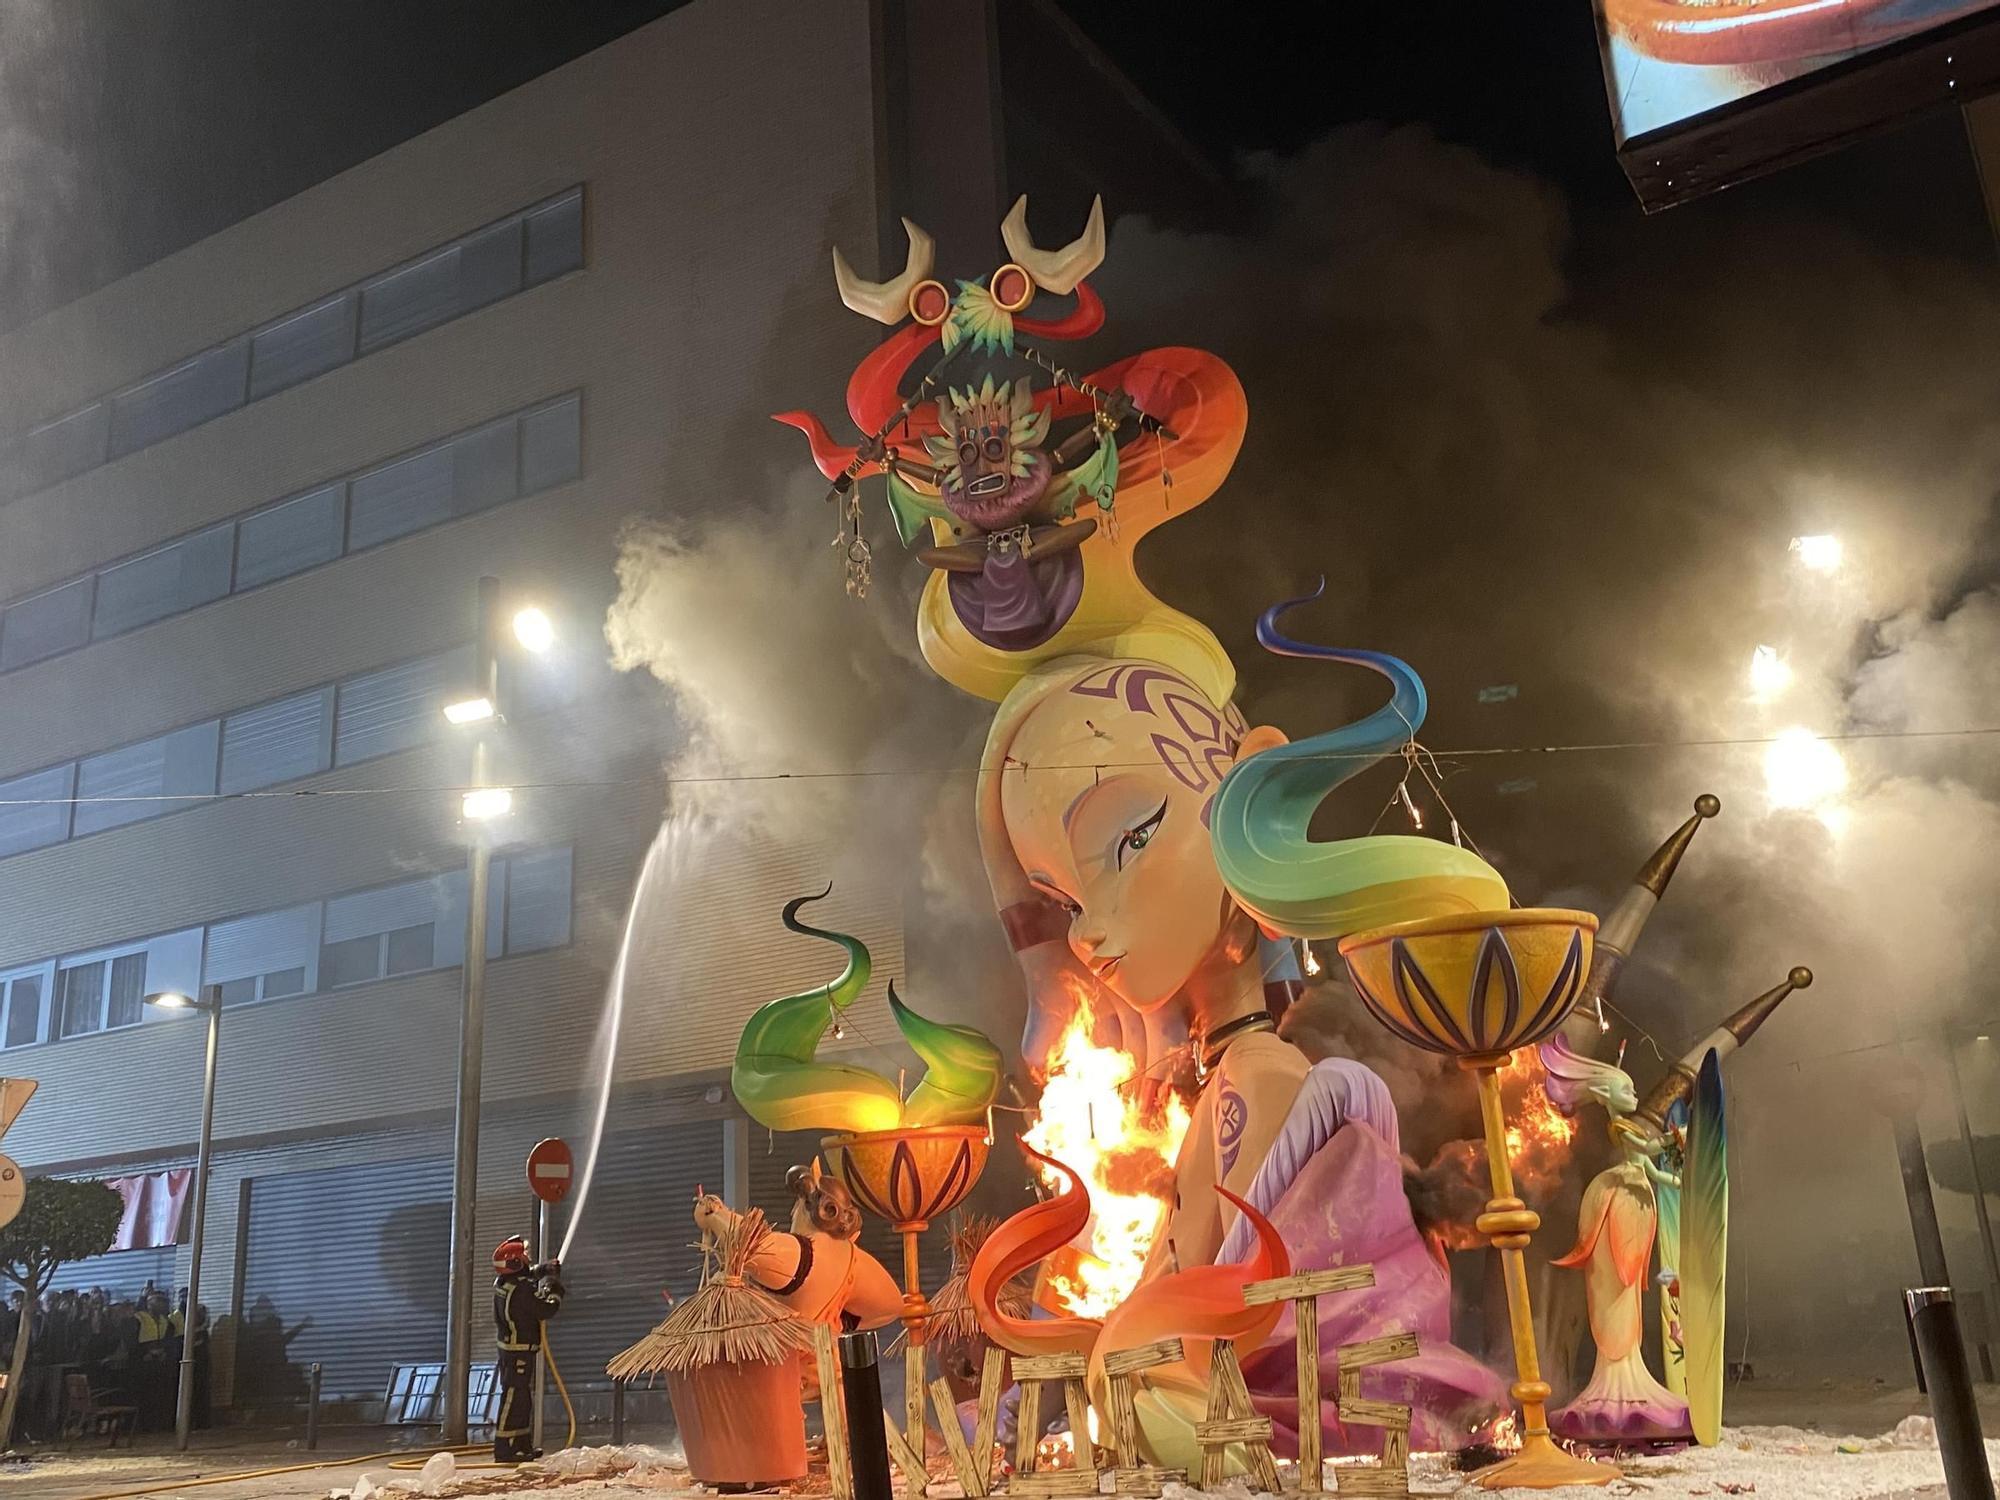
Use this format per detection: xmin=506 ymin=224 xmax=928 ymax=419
xmin=883 ymin=1411 xmax=929 ymax=1498
xmin=973 ymin=1345 xmax=1004 ymax=1473
xmin=906 ymin=1340 xmax=927 ymax=1466
xmin=1014 ymin=1378 xmax=1043 ymax=1477
xmin=1101 ymin=1338 xmax=1184 ymax=1496
xmin=1297 ymin=1294 xmax=1324 ymax=1492
xmin=928 ymin=1377 xmax=986 ymax=1498
xmin=810 ymin=1323 xmax=852 ymax=1500
xmin=1195 ymin=1340 xmax=1280 ymax=1494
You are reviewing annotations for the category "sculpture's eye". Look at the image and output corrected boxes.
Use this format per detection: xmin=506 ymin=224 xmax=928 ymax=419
xmin=958 ymin=440 xmax=979 ymax=467
xmin=983 ymin=435 xmax=1007 ymax=462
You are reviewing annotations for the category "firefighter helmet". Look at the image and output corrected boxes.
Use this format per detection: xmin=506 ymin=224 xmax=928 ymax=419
xmin=492 ymin=1236 xmax=530 ymax=1273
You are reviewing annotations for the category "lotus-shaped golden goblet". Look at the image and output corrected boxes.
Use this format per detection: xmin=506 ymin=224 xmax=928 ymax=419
xmin=1341 ymin=908 xmax=1618 ymax=1489
xmin=821 ymin=1124 xmax=989 ymax=1449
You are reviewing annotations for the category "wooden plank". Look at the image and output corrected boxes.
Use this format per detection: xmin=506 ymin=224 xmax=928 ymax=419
xmin=1062 ymin=1379 xmax=1099 ymax=1478
xmin=811 ymin=1323 xmax=853 ymax=1500
xmin=1101 ymin=1338 xmax=1185 ymax=1377
xmin=1241 ymin=1265 xmax=1376 ymax=1305
xmin=883 ymin=1411 xmax=929 ymax=1498
xmin=930 ymin=1377 xmax=987 ymax=1498
xmin=1106 ymin=1374 xmax=1141 ymax=1466
xmin=1336 ymin=1397 xmax=1412 ymax=1430
xmin=1208 ymin=1343 xmax=1280 ymax=1495
xmin=1297 ymin=1294 xmax=1323 ymax=1493
xmin=907 ymin=1341 xmax=927 ymax=1465
xmin=1014 ymin=1380 xmax=1043 ymax=1476
xmin=1335 ymin=1466 xmax=1410 ymax=1497
xmin=1111 ymin=1466 xmax=1187 ymax=1496
xmin=1338 ymin=1368 xmax=1360 ymax=1402
xmin=973 ymin=1346 xmax=1005 ymax=1475
xmin=1382 ymin=1426 xmax=1409 ymax=1473
xmin=1008 ymin=1471 xmax=1101 ymax=1498
xmin=1337 ymin=1331 xmax=1419 ymax=1369
xmin=1198 ymin=1346 xmax=1230 ymax=1490
xmin=1195 ymin=1416 xmax=1275 ymax=1444
xmin=1013 ymin=1353 xmax=1090 ymax=1382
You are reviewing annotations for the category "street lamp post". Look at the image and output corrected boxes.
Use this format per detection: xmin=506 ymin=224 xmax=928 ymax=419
xmin=145 ymin=984 xmax=222 ymax=1453
xmin=439 ymin=580 xmax=552 ymax=1445
xmin=441 ymin=576 xmax=500 ymax=1445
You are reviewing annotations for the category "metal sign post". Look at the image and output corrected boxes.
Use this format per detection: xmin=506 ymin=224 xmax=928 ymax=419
xmin=526 ymin=1138 xmax=573 ymax=1455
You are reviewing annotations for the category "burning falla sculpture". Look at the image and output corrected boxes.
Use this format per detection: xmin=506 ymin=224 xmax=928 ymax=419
xmin=780 ymin=195 xmax=1515 ymax=1470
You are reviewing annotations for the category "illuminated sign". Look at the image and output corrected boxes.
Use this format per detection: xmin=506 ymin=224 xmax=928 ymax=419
xmin=1597 ymin=0 xmax=2000 ymax=207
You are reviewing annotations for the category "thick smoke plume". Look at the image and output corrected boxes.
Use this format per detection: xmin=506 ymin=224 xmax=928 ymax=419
xmin=606 ymin=126 xmax=2000 ymax=1378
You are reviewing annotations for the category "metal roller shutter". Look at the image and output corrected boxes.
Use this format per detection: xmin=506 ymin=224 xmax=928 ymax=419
xmin=239 ymin=1154 xmax=450 ymax=1406
xmin=43 ymin=1245 xmax=178 ymax=1301
xmin=540 ymin=1122 xmax=724 ymax=1382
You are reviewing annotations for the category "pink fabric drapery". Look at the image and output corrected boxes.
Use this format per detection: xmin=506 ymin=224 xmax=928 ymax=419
xmin=106 ymin=1169 xmax=191 ymax=1250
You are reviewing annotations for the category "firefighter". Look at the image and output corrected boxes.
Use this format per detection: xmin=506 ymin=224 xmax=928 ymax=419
xmin=491 ymin=1235 xmax=563 ymax=1462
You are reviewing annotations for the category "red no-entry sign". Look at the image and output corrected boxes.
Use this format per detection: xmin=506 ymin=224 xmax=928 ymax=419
xmin=526 ymin=1137 xmax=573 ymax=1204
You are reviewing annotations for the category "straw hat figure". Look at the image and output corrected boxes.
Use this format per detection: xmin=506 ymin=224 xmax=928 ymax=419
xmin=607 ymin=1204 xmax=812 ymax=1486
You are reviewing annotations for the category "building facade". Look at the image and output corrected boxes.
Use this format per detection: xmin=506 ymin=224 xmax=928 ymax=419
xmin=0 ymin=0 xmax=1217 ymax=1422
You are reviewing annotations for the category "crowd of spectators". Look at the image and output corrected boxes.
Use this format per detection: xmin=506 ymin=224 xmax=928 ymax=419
xmin=0 ymin=1283 xmax=210 ymax=1442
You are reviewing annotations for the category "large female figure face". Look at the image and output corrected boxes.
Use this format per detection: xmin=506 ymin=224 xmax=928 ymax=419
xmin=999 ymin=663 xmax=1272 ymax=1011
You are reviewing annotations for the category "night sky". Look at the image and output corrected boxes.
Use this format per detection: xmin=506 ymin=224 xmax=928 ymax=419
xmin=3 ymin=1 xmax=1992 ymax=332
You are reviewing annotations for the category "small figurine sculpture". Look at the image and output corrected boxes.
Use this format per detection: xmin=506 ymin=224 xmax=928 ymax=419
xmin=491 ymin=1235 xmax=564 ymax=1462
xmin=1536 ymin=1039 xmax=1692 ymax=1448
xmin=693 ymin=1164 xmax=903 ymax=1335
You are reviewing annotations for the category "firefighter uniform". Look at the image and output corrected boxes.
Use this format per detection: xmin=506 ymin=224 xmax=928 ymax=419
xmin=492 ymin=1254 xmax=564 ymax=1461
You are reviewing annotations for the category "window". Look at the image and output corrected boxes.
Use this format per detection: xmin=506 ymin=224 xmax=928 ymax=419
xmin=452 ymin=418 xmax=518 ymax=514
xmin=0 ymin=763 xmax=73 ymax=857
xmin=385 ymin=924 xmax=436 ymax=976
xmin=5 ymin=403 xmax=108 ymax=494
xmin=333 ymin=650 xmax=465 ymax=767
xmin=56 ymin=960 xmax=108 ymax=1039
xmin=55 ymin=944 xmax=164 ymax=1040
xmin=107 ymin=341 xmax=249 ymax=459
xmin=321 ymin=872 xmax=456 ymax=988
xmin=73 ymin=721 xmax=221 ymax=837
xmin=204 ymin=902 xmax=320 ymax=1003
xmin=249 ymin=293 xmax=356 ymax=401
xmin=0 ymin=968 xmax=48 ymax=1050
xmin=220 ymin=688 xmax=333 ymax=795
xmin=318 ymin=934 xmax=384 ymax=990
xmin=502 ymin=847 xmax=572 ymax=954
xmin=524 ymin=189 xmax=583 ymax=285
xmin=2 ymin=578 xmax=95 ymax=670
xmin=2 ymin=188 xmax=584 ymax=504
xmin=92 ymin=523 xmax=234 ymax=639
xmin=357 ymin=217 xmax=522 ymax=354
xmin=0 ymin=849 xmax=567 ymax=1047
xmin=107 ymin=952 xmax=147 ymax=1029
xmin=234 ymin=485 xmax=345 ymax=591
xmin=519 ymin=396 xmax=581 ymax=494
xmin=0 ymin=392 xmax=580 ymax=685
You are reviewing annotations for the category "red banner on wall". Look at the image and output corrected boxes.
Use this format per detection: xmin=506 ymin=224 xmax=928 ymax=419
xmin=105 ymin=1169 xmax=191 ymax=1250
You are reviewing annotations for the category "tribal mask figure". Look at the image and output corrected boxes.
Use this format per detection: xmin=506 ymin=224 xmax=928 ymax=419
xmin=776 ymin=196 xmax=1140 ymax=643
xmin=927 ymin=376 xmax=1052 ymax=532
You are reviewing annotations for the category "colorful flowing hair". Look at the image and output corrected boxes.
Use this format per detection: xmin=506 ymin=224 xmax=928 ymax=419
xmin=1209 ymin=582 xmax=1511 ymax=941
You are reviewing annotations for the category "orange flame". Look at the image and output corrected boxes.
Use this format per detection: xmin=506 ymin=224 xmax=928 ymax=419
xmin=1497 ymin=1048 xmax=1577 ymax=1192
xmin=1022 ymin=987 xmax=1191 ymax=1317
xmin=1492 ymin=1413 xmax=1521 ymax=1452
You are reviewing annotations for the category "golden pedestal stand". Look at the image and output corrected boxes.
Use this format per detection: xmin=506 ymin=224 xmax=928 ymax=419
xmin=1340 ymin=908 xmax=1619 ymax=1489
xmin=822 ymin=1125 xmax=991 ymax=1460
